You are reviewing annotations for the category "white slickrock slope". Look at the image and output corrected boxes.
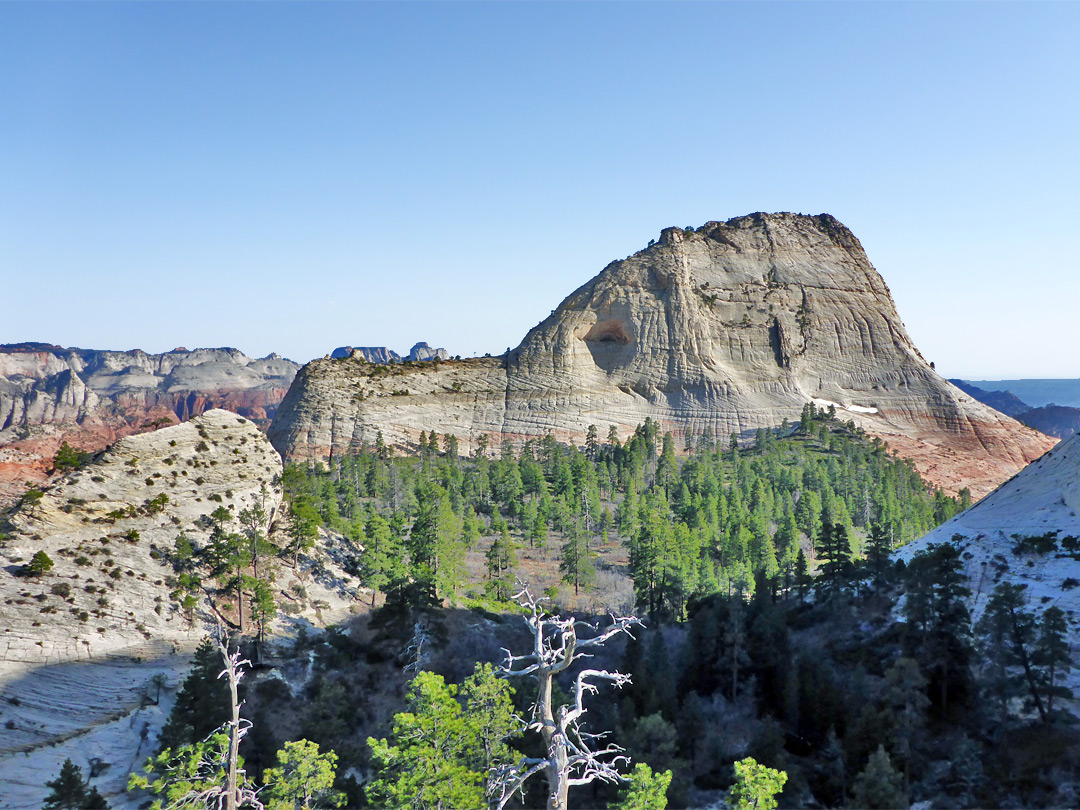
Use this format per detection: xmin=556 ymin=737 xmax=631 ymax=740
xmin=899 ymin=434 xmax=1080 ymax=712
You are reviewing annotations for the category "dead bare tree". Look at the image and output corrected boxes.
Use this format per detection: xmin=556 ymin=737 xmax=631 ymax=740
xmin=131 ymin=630 xmax=262 ymax=809
xmin=215 ymin=631 xmax=262 ymax=810
xmin=489 ymin=583 xmax=644 ymax=810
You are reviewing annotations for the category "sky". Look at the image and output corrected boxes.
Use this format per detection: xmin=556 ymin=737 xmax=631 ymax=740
xmin=1 ymin=2 xmax=1078 ymax=379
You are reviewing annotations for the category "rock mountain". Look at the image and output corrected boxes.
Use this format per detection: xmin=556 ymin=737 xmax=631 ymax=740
xmin=0 ymin=345 xmax=299 ymax=505
xmin=330 ymin=341 xmax=450 ymax=363
xmin=269 ymin=213 xmax=1053 ymax=498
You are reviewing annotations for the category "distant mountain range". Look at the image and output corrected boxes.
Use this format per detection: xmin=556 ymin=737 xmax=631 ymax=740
xmin=952 ymin=379 xmax=1080 ymax=439
xmin=0 ymin=344 xmax=299 ymax=505
xmin=963 ymin=379 xmax=1080 ymax=409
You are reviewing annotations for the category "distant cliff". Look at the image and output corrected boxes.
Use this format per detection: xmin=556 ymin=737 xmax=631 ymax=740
xmin=269 ymin=213 xmax=1055 ymax=498
xmin=329 ymin=341 xmax=450 ymax=363
xmin=0 ymin=346 xmax=299 ymax=504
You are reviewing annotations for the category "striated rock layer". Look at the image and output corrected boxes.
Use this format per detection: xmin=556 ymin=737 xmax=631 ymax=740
xmin=268 ymin=213 xmax=1054 ymax=497
xmin=0 ymin=346 xmax=298 ymax=504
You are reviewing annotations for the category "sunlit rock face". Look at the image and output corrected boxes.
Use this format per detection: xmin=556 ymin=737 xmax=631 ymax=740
xmin=0 ymin=345 xmax=298 ymax=504
xmin=269 ymin=213 xmax=1054 ymax=497
xmin=0 ymin=409 xmax=282 ymax=680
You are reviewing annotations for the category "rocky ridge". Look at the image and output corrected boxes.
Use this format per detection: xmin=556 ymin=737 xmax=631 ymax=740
xmin=0 ymin=346 xmax=300 ymax=505
xmin=0 ymin=409 xmax=282 ymax=684
xmin=270 ymin=213 xmax=1054 ymax=497
xmin=0 ymin=410 xmax=368 ymax=808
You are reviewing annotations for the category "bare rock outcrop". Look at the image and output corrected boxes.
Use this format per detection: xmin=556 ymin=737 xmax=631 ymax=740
xmin=0 ymin=346 xmax=299 ymax=505
xmin=0 ymin=409 xmax=282 ymax=687
xmin=899 ymin=433 xmax=1080 ymax=702
xmin=269 ymin=213 xmax=1053 ymax=497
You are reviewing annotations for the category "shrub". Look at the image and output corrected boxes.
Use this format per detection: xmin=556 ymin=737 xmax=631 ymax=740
xmin=50 ymin=583 xmax=71 ymax=598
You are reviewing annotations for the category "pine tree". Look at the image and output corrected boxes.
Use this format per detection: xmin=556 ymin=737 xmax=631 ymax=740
xmin=866 ymin=521 xmax=892 ymax=584
xmin=815 ymin=519 xmax=851 ymax=593
xmin=361 ymin=508 xmax=407 ymax=605
xmin=262 ymin=739 xmax=344 ymax=810
xmin=729 ymin=757 xmax=787 ymax=810
xmin=851 ymin=745 xmax=906 ymax=810
xmin=367 ymin=667 xmax=517 ymax=809
xmin=407 ymin=484 xmax=464 ymax=606
xmin=560 ymin=517 xmax=596 ymax=596
xmin=1035 ymin=605 xmax=1073 ymax=720
xmin=250 ymin=577 xmax=277 ymax=643
xmin=611 ymin=763 xmax=672 ymax=810
xmin=157 ymin=637 xmax=231 ymax=752
xmin=904 ymin=543 xmax=973 ymax=717
xmin=43 ymin=759 xmax=90 ymax=810
xmin=486 ymin=525 xmax=518 ymax=601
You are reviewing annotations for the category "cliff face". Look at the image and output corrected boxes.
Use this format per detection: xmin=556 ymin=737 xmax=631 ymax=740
xmin=0 ymin=347 xmax=299 ymax=505
xmin=268 ymin=213 xmax=1054 ymax=497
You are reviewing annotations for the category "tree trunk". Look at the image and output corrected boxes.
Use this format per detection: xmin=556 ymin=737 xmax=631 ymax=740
xmin=221 ymin=641 xmax=242 ymax=810
xmin=1011 ymin=609 xmax=1048 ymax=723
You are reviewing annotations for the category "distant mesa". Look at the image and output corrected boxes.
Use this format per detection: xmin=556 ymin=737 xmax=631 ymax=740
xmin=965 ymin=378 xmax=1080 ymax=410
xmin=330 ymin=341 xmax=450 ymax=363
xmin=270 ymin=212 xmax=1055 ymax=499
xmin=949 ymin=379 xmax=1032 ymax=419
xmin=0 ymin=345 xmax=301 ymax=506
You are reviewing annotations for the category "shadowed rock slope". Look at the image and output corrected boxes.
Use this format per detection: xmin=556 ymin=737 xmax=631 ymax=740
xmin=269 ymin=213 xmax=1053 ymax=497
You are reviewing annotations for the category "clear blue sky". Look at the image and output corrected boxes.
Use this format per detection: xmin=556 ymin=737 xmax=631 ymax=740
xmin=2 ymin=2 xmax=1077 ymax=378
